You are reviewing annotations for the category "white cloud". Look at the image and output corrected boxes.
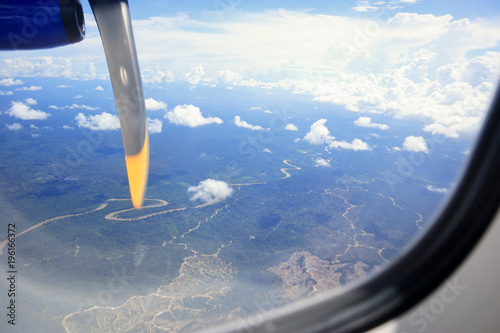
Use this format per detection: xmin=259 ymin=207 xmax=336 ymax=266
xmin=166 ymin=104 xmax=223 ymax=127
xmin=0 ymin=91 xmax=13 ymax=95
xmin=426 ymin=185 xmax=449 ymax=194
xmin=352 ymin=1 xmax=377 ymax=12
xmin=30 ymin=124 xmax=39 ymax=129
xmin=142 ymin=70 xmax=174 ymax=84
xmin=181 ymin=64 xmax=205 ymax=85
xmin=303 ymin=119 xmax=370 ymax=151
xmin=329 ymin=139 xmax=371 ymax=151
xmin=285 ymin=123 xmax=298 ymax=131
xmin=6 ymin=123 xmax=22 ymax=131
xmin=145 ymin=98 xmax=168 ymax=111
xmin=293 ymin=138 xmax=301 ymax=143
xmin=304 ymin=119 xmax=334 ymax=145
xmin=62 ymin=125 xmax=74 ymax=130
xmin=1 ymin=11 xmax=499 ymax=85
xmin=57 ymin=85 xmax=72 ymax=88
xmin=147 ymin=118 xmax=162 ymax=133
xmin=402 ymin=136 xmax=429 ymax=153
xmin=0 ymin=57 xmax=74 ymax=78
xmin=17 ymin=85 xmax=42 ymax=91
xmin=187 ymin=179 xmax=233 ymax=203
xmin=0 ymin=11 xmax=497 ymax=140
xmin=49 ymin=103 xmax=101 ymax=111
xmin=422 ymin=123 xmax=460 ymax=139
xmin=215 ymin=69 xmax=243 ymax=85
xmin=95 ymin=85 xmax=104 ymax=91
xmin=0 ymin=78 xmax=23 ymax=86
xmin=354 ymin=117 xmax=389 ymax=130
xmin=7 ymin=101 xmax=49 ymax=120
xmin=315 ymin=157 xmax=331 ymax=167
xmin=127 ymin=9 xmax=491 ymax=78
xmin=284 ymin=51 xmax=498 ymax=139
xmin=74 ymin=94 xmax=82 ymax=99
xmin=75 ymin=112 xmax=120 ymax=130
xmin=249 ymin=107 xmax=262 ymax=111
xmin=234 ymin=116 xmax=266 ymax=131
xmin=264 ymin=110 xmax=273 ymax=114
xmin=24 ymin=98 xmax=36 ymax=105
xmin=129 ymin=11 xmax=500 ymax=140
xmin=263 ymin=148 xmax=272 ymax=153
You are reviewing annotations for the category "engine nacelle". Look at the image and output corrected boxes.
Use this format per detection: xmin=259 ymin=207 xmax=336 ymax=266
xmin=0 ymin=0 xmax=85 ymax=50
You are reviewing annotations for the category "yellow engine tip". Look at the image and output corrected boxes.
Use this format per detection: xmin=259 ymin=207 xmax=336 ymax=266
xmin=124 ymin=130 xmax=149 ymax=209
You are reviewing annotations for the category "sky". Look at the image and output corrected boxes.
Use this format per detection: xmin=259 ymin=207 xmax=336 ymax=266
xmin=1 ymin=0 xmax=500 ymax=141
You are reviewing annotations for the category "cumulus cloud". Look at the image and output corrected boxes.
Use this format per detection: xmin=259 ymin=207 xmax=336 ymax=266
xmin=285 ymin=123 xmax=298 ymax=131
xmin=75 ymin=112 xmax=120 ymax=130
xmin=301 ymin=51 xmax=499 ymax=139
xmin=187 ymin=179 xmax=233 ymax=203
xmin=263 ymin=148 xmax=272 ymax=153
xmin=315 ymin=157 xmax=331 ymax=167
xmin=166 ymin=104 xmax=223 ymax=127
xmin=0 ymin=57 xmax=74 ymax=78
xmin=147 ymin=118 xmax=162 ymax=133
xmin=7 ymin=100 xmax=50 ymax=120
xmin=426 ymin=185 xmax=449 ymax=194
xmin=24 ymin=98 xmax=36 ymax=105
xmin=95 ymin=85 xmax=104 ymax=91
xmin=142 ymin=70 xmax=174 ymax=84
xmin=6 ymin=123 xmax=22 ymax=131
xmin=145 ymin=98 xmax=168 ymax=111
xmin=0 ymin=78 xmax=23 ymax=86
xmin=216 ymin=69 xmax=243 ymax=85
xmin=329 ymin=139 xmax=371 ymax=151
xmin=0 ymin=91 xmax=13 ymax=95
xmin=402 ymin=136 xmax=429 ymax=153
xmin=234 ymin=116 xmax=266 ymax=131
xmin=181 ymin=64 xmax=205 ymax=85
xmin=303 ymin=119 xmax=334 ymax=145
xmin=422 ymin=123 xmax=460 ymax=139
xmin=354 ymin=117 xmax=389 ymax=130
xmin=303 ymin=119 xmax=370 ymax=151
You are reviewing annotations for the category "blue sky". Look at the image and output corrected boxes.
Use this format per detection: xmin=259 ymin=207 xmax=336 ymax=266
xmin=1 ymin=0 xmax=500 ymax=142
xmin=121 ymin=0 xmax=500 ymax=20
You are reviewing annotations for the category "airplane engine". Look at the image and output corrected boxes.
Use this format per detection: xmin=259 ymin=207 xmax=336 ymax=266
xmin=0 ymin=0 xmax=85 ymax=50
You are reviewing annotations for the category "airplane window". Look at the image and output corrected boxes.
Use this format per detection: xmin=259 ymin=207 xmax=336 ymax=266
xmin=0 ymin=1 xmax=499 ymax=332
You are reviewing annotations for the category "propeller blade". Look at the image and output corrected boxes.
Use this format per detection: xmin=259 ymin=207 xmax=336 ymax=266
xmin=88 ymin=0 xmax=149 ymax=209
